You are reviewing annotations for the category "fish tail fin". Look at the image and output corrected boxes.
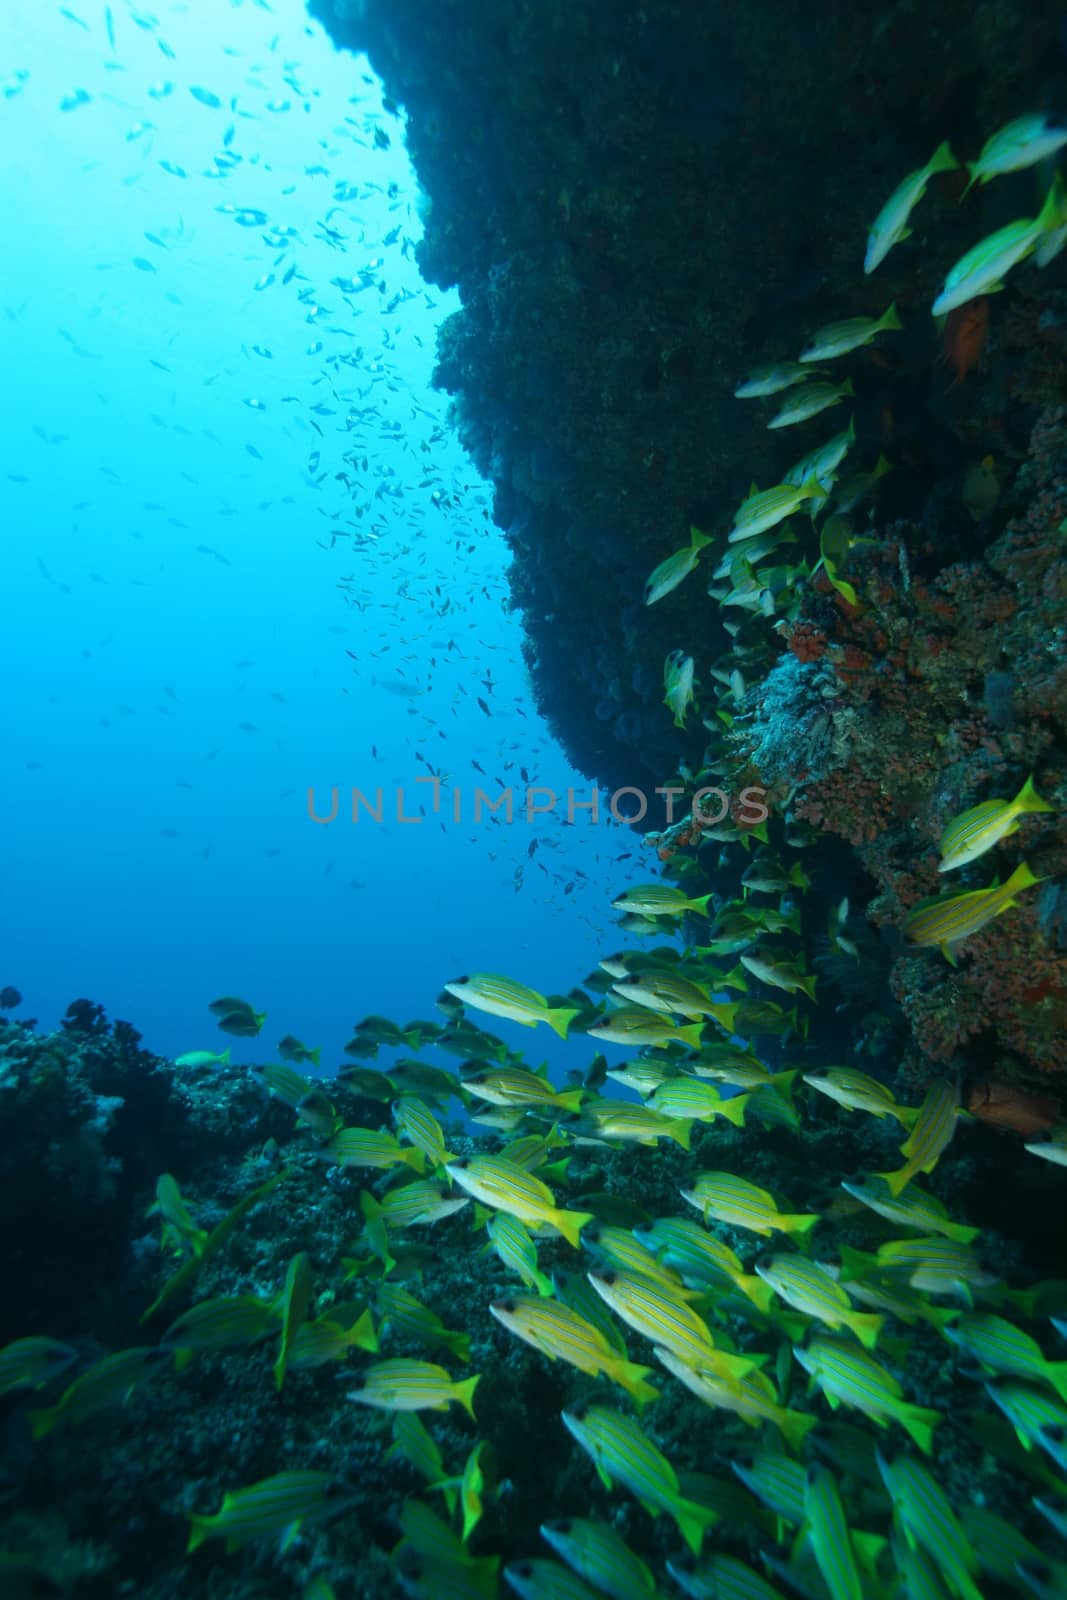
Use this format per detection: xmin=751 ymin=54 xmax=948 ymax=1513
xmin=679 ymin=1023 xmax=706 ymax=1049
xmin=841 ymin=377 xmax=855 ymax=397
xmin=779 ymin=1407 xmax=818 ymax=1454
xmin=720 ymin=1094 xmax=748 ymax=1128
xmin=837 ymin=1242 xmax=877 ymax=1281
xmin=401 ymin=1148 xmax=427 ymax=1174
xmin=174 ymin=1347 xmax=194 ymax=1374
xmin=219 ymin=1048 xmax=231 ymax=1065
xmin=1005 ymin=859 xmax=1045 ymax=897
xmin=186 ymin=1515 xmax=212 ymax=1554
xmin=740 ymin=1272 xmax=778 ymax=1314
xmin=359 ymin=1191 xmax=383 ymax=1223
xmin=552 ymin=1208 xmax=594 ymax=1250
xmin=674 ymin=1496 xmax=717 ymax=1556
xmin=689 ymin=524 xmax=714 ymax=552
xmin=848 ymin=1311 xmax=886 ymax=1351
xmin=929 ymin=139 xmax=960 ymax=177
xmin=1037 ymin=175 xmax=1066 ymax=232
xmin=770 ymin=1069 xmax=799 ymax=1105
xmin=27 ymin=1406 xmax=58 ymax=1441
xmin=872 ymin=1164 xmax=911 ymax=1198
xmin=531 ymin=1266 xmax=555 ymax=1297
xmin=454 ymin=1374 xmax=480 ymax=1421
xmin=1015 ymin=774 xmax=1055 ymax=816
xmin=309 ymin=1047 xmax=322 ymax=1067
xmin=617 ymin=1361 xmax=661 ymax=1410
xmin=546 ymin=1007 xmax=581 ymax=1040
xmin=899 ymin=1403 xmax=941 ymax=1455
xmin=784 ymin=1211 xmax=820 ymax=1241
xmin=555 ymin=1088 xmax=585 ymax=1114
xmin=1046 ymin=1362 xmax=1067 ymax=1404
xmin=880 ymin=301 xmax=903 ymax=332
xmin=667 ymin=1117 xmax=693 ymax=1150
xmin=798 ymin=974 xmax=818 ymax=1003
xmin=349 ymin=1308 xmax=379 ymax=1353
xmin=942 ymin=1219 xmax=980 ymax=1245
xmin=445 ymin=1330 xmax=472 ymax=1363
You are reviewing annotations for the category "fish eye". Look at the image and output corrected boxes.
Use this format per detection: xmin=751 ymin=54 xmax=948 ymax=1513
xmin=512 ymin=1563 xmax=533 ymax=1578
xmin=494 ymin=1299 xmax=516 ymax=1314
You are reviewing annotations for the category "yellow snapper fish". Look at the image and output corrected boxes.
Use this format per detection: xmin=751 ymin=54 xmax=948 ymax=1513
xmin=646 ymin=1078 xmax=749 ymax=1128
xmin=799 ymin=303 xmax=902 ymax=362
xmin=734 ymin=361 xmax=817 ymax=398
xmin=445 ymin=1154 xmax=593 ymax=1248
xmin=539 ymin=1518 xmax=658 ymax=1600
xmin=611 ymin=883 xmax=714 ymax=917
xmin=644 ymin=525 xmax=714 ymax=606
xmin=346 ymin=1357 xmax=479 ymax=1419
xmin=728 ymin=475 xmax=827 ymax=543
xmin=876 ymin=1453 xmax=983 ymax=1600
xmin=802 ymin=1067 xmax=916 ymax=1125
xmin=803 ymin=1461 xmax=866 ymax=1600
xmin=655 ymin=1346 xmax=815 ymax=1455
xmin=174 ymin=1048 xmax=231 ymax=1068
xmin=587 ymin=1266 xmax=756 ymax=1380
xmin=792 ymin=1336 xmax=941 ymax=1453
xmin=965 ymin=113 xmax=1067 ymax=194
xmin=680 ymin=1171 xmax=819 ymax=1240
xmin=663 ymin=649 xmax=696 ymax=729
xmin=323 ymin=1127 xmax=426 ymax=1174
xmin=561 ymin=1403 xmax=718 ymax=1555
xmin=609 ymin=967 xmax=737 ymax=1027
xmin=272 ymin=1251 xmax=313 ymax=1392
xmin=932 ymin=179 xmax=1067 ymax=314
xmin=443 ymin=974 xmax=580 ymax=1039
xmin=768 ymin=378 xmax=853 ymax=430
xmin=783 ymin=419 xmax=856 ymax=488
xmin=865 ymin=140 xmax=959 ymax=272
xmin=484 ymin=1213 xmax=555 ymax=1296
xmin=754 ymin=1253 xmax=884 ymax=1350
xmin=462 ymin=1064 xmax=583 ymax=1114
xmin=572 ymin=1099 xmax=694 ymax=1149
xmin=586 ymin=1009 xmax=704 ymax=1050
xmin=0 ymin=1336 xmax=78 ymax=1396
xmin=937 ymin=774 xmax=1054 ymax=872
xmin=839 ymin=1177 xmax=978 ymax=1245
xmin=875 ymin=1076 xmax=959 ymax=1197
xmin=29 ymin=1347 xmax=170 ymax=1438
xmin=903 ymin=860 xmax=1045 ymax=961
xmin=489 ymin=1295 xmax=660 ymax=1408
xmin=186 ymin=1471 xmax=359 ymax=1554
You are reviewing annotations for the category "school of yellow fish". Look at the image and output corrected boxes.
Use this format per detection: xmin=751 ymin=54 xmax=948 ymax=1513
xmin=4 ymin=113 xmax=1067 ymax=1600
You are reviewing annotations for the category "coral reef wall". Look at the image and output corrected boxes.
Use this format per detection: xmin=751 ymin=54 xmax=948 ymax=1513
xmin=313 ymin=0 xmax=1067 ymax=799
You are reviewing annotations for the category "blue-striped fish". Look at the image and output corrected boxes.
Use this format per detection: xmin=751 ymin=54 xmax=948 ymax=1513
xmin=0 ymin=1336 xmax=78 ymax=1396
xmin=503 ymin=1558 xmax=602 ymax=1600
xmin=161 ymin=1294 xmax=276 ymax=1370
xmin=946 ymin=1314 xmax=1067 ymax=1399
xmin=646 ymin=1079 xmax=749 ymax=1128
xmin=937 ymin=774 xmax=1053 ymax=872
xmin=903 ymin=860 xmax=1044 ymax=962
xmin=325 ymin=1127 xmax=426 ymax=1174
xmin=793 ymin=1337 xmax=941 ymax=1453
xmin=385 ymin=1413 xmax=457 ymax=1516
xmin=561 ymin=1404 xmax=718 ymax=1554
xmin=289 ymin=1308 xmax=378 ymax=1368
xmin=445 ymin=1155 xmax=593 ymax=1248
xmin=187 ymin=1470 xmax=356 ymax=1553
xmin=875 ymin=1077 xmax=959 ymax=1197
xmin=838 ymin=1236 xmax=995 ymax=1301
xmin=755 ymin=1254 xmax=884 ymax=1349
xmin=574 ymin=1099 xmax=694 ymax=1148
xmin=680 ymin=1171 xmax=819 ymax=1239
xmin=29 ymin=1346 xmax=170 ymax=1438
xmin=587 ymin=1268 xmax=753 ymax=1378
xmin=361 ymin=1182 xmax=469 ymax=1232
xmin=965 ymin=114 xmax=1067 ymax=192
xmin=802 ymin=1067 xmax=915 ymax=1125
xmin=656 ymin=1347 xmax=814 ymax=1454
xmin=986 ymin=1381 xmax=1067 ymax=1467
xmin=463 ymin=1065 xmax=584 ymax=1114
xmin=668 ymin=1550 xmax=789 ymax=1600
xmin=376 ymin=1282 xmax=470 ymax=1362
xmin=392 ymin=1095 xmax=457 ymax=1167
xmin=644 ymin=525 xmax=714 ymax=606
xmin=273 ymin=1252 xmax=313 ymax=1392
xmin=346 ymin=1357 xmax=479 ymax=1419
xmin=539 ymin=1517 xmax=657 ymax=1600
xmin=877 ymin=1452 xmax=982 ymax=1600
xmin=731 ymin=1450 xmax=806 ymax=1526
xmin=582 ymin=1224 xmax=694 ymax=1297
xmin=485 ymin=1213 xmax=554 ymax=1296
xmin=490 ymin=1295 xmax=659 ymax=1409
xmin=839 ymin=1177 xmax=978 ymax=1244
xmin=803 ymin=1462 xmax=862 ymax=1600
xmin=633 ymin=1217 xmax=776 ymax=1311
xmin=444 ymin=973 xmax=580 ymax=1038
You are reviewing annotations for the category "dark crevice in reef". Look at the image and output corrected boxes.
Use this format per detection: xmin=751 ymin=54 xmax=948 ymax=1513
xmin=312 ymin=0 xmax=1067 ymax=799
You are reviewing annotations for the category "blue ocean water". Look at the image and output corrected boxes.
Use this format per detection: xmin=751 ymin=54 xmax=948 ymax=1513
xmin=1 ymin=0 xmax=645 ymax=1076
